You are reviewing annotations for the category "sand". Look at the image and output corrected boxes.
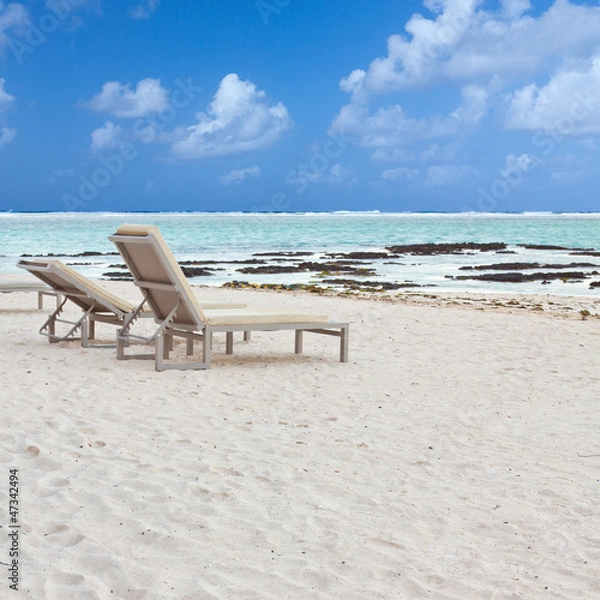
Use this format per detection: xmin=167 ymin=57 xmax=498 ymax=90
xmin=0 ymin=280 xmax=599 ymax=599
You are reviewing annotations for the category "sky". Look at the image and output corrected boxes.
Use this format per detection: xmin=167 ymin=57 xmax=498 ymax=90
xmin=1 ymin=0 xmax=600 ymax=213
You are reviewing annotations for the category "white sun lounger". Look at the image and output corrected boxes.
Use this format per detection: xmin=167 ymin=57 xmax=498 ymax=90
xmin=17 ymin=259 xmax=244 ymax=348
xmin=0 ymin=280 xmax=61 ymax=309
xmin=108 ymin=224 xmax=349 ymax=370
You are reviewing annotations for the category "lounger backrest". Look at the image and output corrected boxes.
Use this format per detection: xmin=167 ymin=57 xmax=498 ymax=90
xmin=17 ymin=259 xmax=135 ymax=316
xmin=109 ymin=224 xmax=206 ymax=326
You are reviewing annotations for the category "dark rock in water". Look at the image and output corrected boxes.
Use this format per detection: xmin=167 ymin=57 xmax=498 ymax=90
xmin=570 ymin=250 xmax=600 ymax=257
xmin=237 ymin=265 xmax=303 ymax=274
xmin=459 ymin=262 xmax=600 ymax=271
xmin=322 ymin=278 xmax=422 ymax=290
xmin=516 ymin=244 xmax=570 ymax=250
xmin=496 ymin=250 xmax=517 ymax=254
xmin=252 ymin=251 xmax=314 ymax=257
xmin=108 ymin=263 xmax=127 ymax=269
xmin=227 ymin=259 xmax=268 ymax=264
xmin=103 ymin=276 xmax=134 ymax=281
xmin=454 ymin=271 xmax=592 ymax=283
xmin=180 ymin=266 xmax=214 ymax=277
xmin=21 ymin=250 xmax=119 ymax=258
xmin=385 ymin=242 xmax=507 ymax=255
xmin=238 ymin=261 xmax=377 ymax=276
xmin=517 ymin=244 xmax=596 ymax=252
xmin=74 ymin=251 xmax=120 ymax=257
xmin=590 ymin=280 xmax=600 ymax=288
xmin=325 ymin=251 xmax=392 ymax=260
xmin=103 ymin=271 xmax=133 ymax=280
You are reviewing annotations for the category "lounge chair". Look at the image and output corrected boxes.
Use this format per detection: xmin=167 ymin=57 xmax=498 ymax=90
xmin=17 ymin=259 xmax=244 ymax=348
xmin=108 ymin=224 xmax=349 ymax=370
xmin=0 ymin=280 xmax=61 ymax=309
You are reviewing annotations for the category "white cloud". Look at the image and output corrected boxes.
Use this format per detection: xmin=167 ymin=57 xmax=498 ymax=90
xmin=327 ymin=163 xmax=357 ymax=185
xmin=500 ymin=0 xmax=531 ymax=20
xmin=0 ymin=2 xmax=28 ymax=49
xmin=0 ymin=78 xmax=15 ymax=109
xmin=331 ymin=0 xmax=600 ymax=176
xmin=128 ymin=0 xmax=160 ymax=20
xmin=0 ymin=127 xmax=16 ymax=148
xmin=220 ymin=166 xmax=261 ymax=186
xmin=381 ymin=167 xmax=419 ymax=182
xmin=504 ymin=57 xmax=600 ymax=134
xmin=424 ymin=164 xmax=476 ymax=187
xmin=171 ymin=74 xmax=292 ymax=159
xmin=330 ymin=101 xmax=458 ymax=150
xmin=86 ymin=78 xmax=169 ymax=118
xmin=500 ymin=153 xmax=538 ymax=178
xmin=341 ymin=1 xmax=600 ymax=97
xmin=451 ymin=84 xmax=489 ymax=127
xmin=91 ymin=121 xmax=123 ymax=153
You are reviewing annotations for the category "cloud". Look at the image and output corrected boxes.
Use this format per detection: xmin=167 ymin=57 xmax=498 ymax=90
xmin=220 ymin=166 xmax=261 ymax=186
xmin=500 ymin=153 xmax=539 ymax=178
xmin=0 ymin=2 xmax=28 ymax=49
xmin=451 ymin=84 xmax=489 ymax=127
xmin=381 ymin=167 xmax=419 ymax=182
xmin=91 ymin=121 xmax=123 ymax=153
xmin=424 ymin=164 xmax=476 ymax=187
xmin=128 ymin=0 xmax=160 ymax=20
xmin=504 ymin=57 xmax=600 ymax=134
xmin=331 ymin=0 xmax=600 ymax=178
xmin=330 ymin=100 xmax=458 ymax=150
xmin=327 ymin=163 xmax=357 ymax=185
xmin=0 ymin=78 xmax=15 ymax=109
xmin=341 ymin=1 xmax=600 ymax=97
xmin=86 ymin=78 xmax=169 ymax=118
xmin=0 ymin=126 xmax=16 ymax=148
xmin=171 ymin=74 xmax=292 ymax=159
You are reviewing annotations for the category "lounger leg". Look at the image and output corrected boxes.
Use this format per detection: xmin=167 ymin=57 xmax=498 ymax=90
xmin=295 ymin=330 xmax=303 ymax=354
xmin=37 ymin=292 xmax=43 ymax=310
xmin=186 ymin=337 xmax=194 ymax=356
xmin=163 ymin=334 xmax=171 ymax=359
xmin=203 ymin=329 xmax=211 ymax=369
xmin=340 ymin=325 xmax=349 ymax=362
xmin=81 ymin=319 xmax=89 ymax=348
xmin=116 ymin=330 xmax=125 ymax=360
xmin=155 ymin=335 xmax=163 ymax=371
xmin=88 ymin=318 xmax=96 ymax=343
xmin=243 ymin=331 xmax=251 ymax=342
xmin=226 ymin=331 xmax=234 ymax=354
xmin=48 ymin=314 xmax=57 ymax=342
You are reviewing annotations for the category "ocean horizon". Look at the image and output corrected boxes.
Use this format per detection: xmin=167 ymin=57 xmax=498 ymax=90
xmin=2 ymin=211 xmax=600 ymax=296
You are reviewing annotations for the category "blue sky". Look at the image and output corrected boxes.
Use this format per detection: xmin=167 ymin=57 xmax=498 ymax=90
xmin=1 ymin=0 xmax=600 ymax=212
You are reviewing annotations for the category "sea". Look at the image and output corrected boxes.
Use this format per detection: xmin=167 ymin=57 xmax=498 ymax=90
xmin=1 ymin=211 xmax=600 ymax=297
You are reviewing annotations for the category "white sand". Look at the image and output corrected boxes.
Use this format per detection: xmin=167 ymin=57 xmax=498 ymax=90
xmin=1 ymin=281 xmax=599 ymax=599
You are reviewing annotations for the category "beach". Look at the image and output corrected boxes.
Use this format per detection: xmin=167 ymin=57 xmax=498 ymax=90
xmin=1 ymin=280 xmax=599 ymax=599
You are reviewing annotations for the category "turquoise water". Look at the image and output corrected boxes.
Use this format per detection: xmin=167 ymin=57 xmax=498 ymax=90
xmin=2 ymin=212 xmax=600 ymax=296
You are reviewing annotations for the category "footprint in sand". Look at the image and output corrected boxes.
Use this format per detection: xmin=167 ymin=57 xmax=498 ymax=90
xmin=44 ymin=523 xmax=86 ymax=547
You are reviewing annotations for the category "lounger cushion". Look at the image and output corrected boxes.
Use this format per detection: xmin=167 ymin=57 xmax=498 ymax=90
xmin=18 ymin=259 xmax=136 ymax=315
xmin=115 ymin=224 xmax=207 ymax=324
xmin=203 ymin=309 xmax=329 ymax=326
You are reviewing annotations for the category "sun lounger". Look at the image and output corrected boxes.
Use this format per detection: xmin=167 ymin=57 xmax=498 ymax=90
xmin=108 ymin=224 xmax=349 ymax=370
xmin=17 ymin=259 xmax=245 ymax=348
xmin=0 ymin=280 xmax=62 ymax=309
